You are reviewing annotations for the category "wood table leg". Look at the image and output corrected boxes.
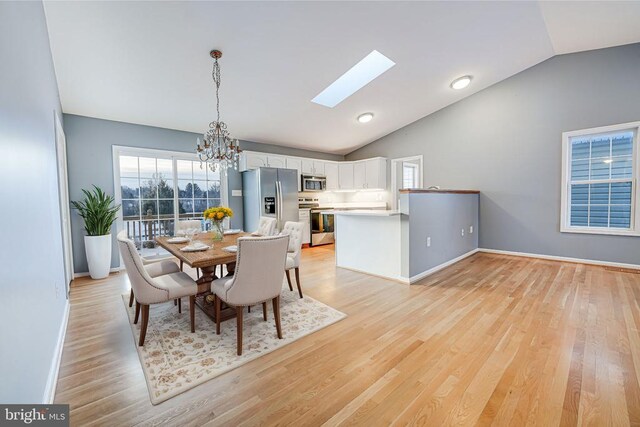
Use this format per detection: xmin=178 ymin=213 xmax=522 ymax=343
xmin=194 ymin=263 xmax=238 ymax=323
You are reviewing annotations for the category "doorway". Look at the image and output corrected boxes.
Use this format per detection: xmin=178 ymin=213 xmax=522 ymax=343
xmin=390 ymin=155 xmax=424 ymax=210
xmin=55 ymin=112 xmax=74 ymax=294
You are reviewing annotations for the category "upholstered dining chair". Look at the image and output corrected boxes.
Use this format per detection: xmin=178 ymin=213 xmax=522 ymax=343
xmin=210 ymin=235 xmax=289 ymax=355
xmin=255 ymin=216 xmax=277 ymax=236
xmin=117 ymin=233 xmax=199 ymax=346
xmin=117 ymin=231 xmax=183 ymax=309
xmin=281 ymin=221 xmax=305 ymax=298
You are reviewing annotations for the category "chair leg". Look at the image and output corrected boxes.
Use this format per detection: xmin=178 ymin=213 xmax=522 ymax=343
xmin=174 ymin=299 xmax=177 ymax=306
xmin=197 ymin=268 xmax=201 ymax=279
xmin=178 ymin=298 xmax=182 ymax=313
xmin=262 ymin=302 xmax=268 ymax=321
xmin=294 ymin=267 xmax=303 ymax=299
xmin=189 ymin=295 xmax=195 ymax=333
xmin=285 ymin=270 xmax=293 ymax=291
xmin=134 ymin=301 xmax=140 ymax=324
xmin=248 ymin=306 xmax=251 ymax=313
xmin=215 ymin=294 xmax=221 ymax=335
xmin=272 ymin=296 xmax=283 ymax=339
xmin=129 ymin=289 xmax=134 ymax=307
xmin=180 ymin=260 xmax=184 ymax=271
xmin=138 ymin=304 xmax=149 ymax=346
xmin=236 ymin=306 xmax=244 ymax=355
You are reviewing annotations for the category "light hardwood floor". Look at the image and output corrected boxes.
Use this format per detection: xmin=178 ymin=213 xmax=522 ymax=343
xmin=56 ymin=247 xmax=640 ymax=426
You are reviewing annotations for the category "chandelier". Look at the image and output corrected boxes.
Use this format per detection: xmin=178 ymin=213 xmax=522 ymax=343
xmin=196 ymin=50 xmax=242 ymax=172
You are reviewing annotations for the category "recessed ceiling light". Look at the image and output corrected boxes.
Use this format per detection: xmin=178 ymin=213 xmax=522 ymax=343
xmin=312 ymin=50 xmax=395 ymax=108
xmin=357 ymin=113 xmax=374 ymax=123
xmin=450 ymin=75 xmax=472 ymax=90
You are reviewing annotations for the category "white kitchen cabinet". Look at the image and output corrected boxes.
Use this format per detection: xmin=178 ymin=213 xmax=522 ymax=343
xmin=324 ymin=162 xmax=339 ymax=190
xmin=301 ymin=159 xmax=325 ymax=176
xmin=313 ymin=161 xmax=325 ymax=176
xmin=286 ymin=157 xmax=303 ymax=191
xmin=301 ymin=159 xmax=314 ymax=175
xmin=353 ymin=161 xmax=367 ymax=189
xmin=299 ymin=209 xmax=311 ymax=245
xmin=338 ymin=163 xmax=354 ymax=190
xmin=267 ymin=155 xmax=287 ymax=169
xmin=364 ymin=158 xmax=387 ymax=189
xmin=240 ymin=152 xmax=268 ymax=171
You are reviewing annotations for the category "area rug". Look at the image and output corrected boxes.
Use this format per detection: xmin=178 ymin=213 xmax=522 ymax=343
xmin=121 ymin=290 xmax=346 ymax=404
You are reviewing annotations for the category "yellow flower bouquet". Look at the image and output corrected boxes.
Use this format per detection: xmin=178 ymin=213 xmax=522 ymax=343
xmin=203 ymin=206 xmax=233 ymax=241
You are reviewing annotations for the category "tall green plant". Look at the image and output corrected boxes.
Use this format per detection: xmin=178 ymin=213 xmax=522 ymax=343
xmin=71 ymin=186 xmax=121 ymax=236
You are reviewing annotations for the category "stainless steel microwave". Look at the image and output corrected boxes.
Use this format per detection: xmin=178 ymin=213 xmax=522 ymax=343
xmin=301 ymin=175 xmax=326 ymax=192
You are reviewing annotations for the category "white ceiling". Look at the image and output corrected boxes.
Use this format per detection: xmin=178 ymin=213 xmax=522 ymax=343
xmin=43 ymin=1 xmax=640 ymax=155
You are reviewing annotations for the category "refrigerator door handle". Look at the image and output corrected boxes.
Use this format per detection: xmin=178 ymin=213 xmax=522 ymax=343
xmin=275 ymin=180 xmax=282 ymax=230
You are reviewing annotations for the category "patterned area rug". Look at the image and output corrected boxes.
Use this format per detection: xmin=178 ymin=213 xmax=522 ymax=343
xmin=122 ymin=290 xmax=346 ymax=404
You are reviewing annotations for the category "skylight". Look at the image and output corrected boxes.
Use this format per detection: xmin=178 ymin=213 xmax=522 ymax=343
xmin=311 ymin=50 xmax=395 ymax=108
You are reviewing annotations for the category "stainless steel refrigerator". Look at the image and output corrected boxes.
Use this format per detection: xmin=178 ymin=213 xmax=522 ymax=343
xmin=242 ymin=167 xmax=299 ymax=233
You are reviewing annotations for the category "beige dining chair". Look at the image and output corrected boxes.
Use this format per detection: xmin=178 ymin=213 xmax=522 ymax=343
xmin=117 ymin=231 xmax=183 ymax=308
xmin=117 ymin=233 xmax=199 ymax=346
xmin=281 ymin=221 xmax=305 ymax=298
xmin=210 ymin=235 xmax=289 ymax=355
xmin=255 ymin=217 xmax=277 ymax=236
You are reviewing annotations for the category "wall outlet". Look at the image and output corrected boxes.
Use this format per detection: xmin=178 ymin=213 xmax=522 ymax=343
xmin=461 ymin=228 xmax=465 ymax=237
xmin=469 ymin=225 xmax=473 ymax=234
xmin=55 ymin=284 xmax=60 ymax=299
xmin=426 ymin=236 xmax=431 ymax=247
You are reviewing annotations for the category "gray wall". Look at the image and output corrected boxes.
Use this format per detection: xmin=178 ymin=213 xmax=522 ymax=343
xmin=0 ymin=1 xmax=68 ymax=402
xmin=348 ymin=43 xmax=640 ymax=265
xmin=401 ymin=193 xmax=479 ymax=277
xmin=64 ymin=114 xmax=342 ymax=273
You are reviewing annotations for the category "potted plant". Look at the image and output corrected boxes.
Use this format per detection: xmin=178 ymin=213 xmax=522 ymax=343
xmin=203 ymin=206 xmax=233 ymax=241
xmin=71 ymin=186 xmax=121 ymax=279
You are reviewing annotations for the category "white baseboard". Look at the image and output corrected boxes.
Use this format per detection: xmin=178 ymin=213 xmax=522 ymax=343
xmin=74 ymin=266 xmax=124 ymax=278
xmin=407 ymin=249 xmax=480 ymax=284
xmin=43 ymin=300 xmax=70 ymax=404
xmin=479 ymin=248 xmax=640 ymax=270
xmin=336 ymin=264 xmax=408 ymax=284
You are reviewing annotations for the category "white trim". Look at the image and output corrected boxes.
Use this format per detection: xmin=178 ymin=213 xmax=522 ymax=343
xmin=478 ymin=248 xmax=640 ymax=270
xmin=336 ymin=265 xmax=408 ymax=284
xmin=390 ymin=155 xmax=424 ymax=211
xmin=43 ymin=301 xmax=70 ymax=404
xmin=405 ymin=249 xmax=479 ymax=284
xmin=560 ymin=121 xmax=640 ymax=236
xmin=54 ymin=112 xmax=74 ymax=292
xmin=74 ymin=266 xmax=124 ymax=278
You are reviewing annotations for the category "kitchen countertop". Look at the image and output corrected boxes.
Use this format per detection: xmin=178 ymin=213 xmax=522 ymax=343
xmin=319 ymin=209 xmax=400 ymax=216
xmin=399 ymin=189 xmax=480 ymax=194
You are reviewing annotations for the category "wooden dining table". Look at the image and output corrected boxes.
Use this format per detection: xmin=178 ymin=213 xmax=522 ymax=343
xmin=156 ymin=232 xmax=250 ymax=322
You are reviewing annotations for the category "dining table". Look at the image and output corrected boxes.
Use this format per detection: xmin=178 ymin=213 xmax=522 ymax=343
xmin=156 ymin=231 xmax=250 ymax=322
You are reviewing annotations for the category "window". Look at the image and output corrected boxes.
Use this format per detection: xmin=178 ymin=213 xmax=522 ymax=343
xmin=113 ymin=146 xmax=228 ymax=258
xmin=561 ymin=122 xmax=640 ymax=236
xmin=402 ymin=163 xmax=419 ymax=189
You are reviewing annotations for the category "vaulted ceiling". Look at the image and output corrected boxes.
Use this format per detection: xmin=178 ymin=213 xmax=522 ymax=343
xmin=43 ymin=1 xmax=640 ymax=154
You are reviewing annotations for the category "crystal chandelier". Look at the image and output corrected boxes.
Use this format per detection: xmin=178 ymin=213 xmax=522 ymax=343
xmin=196 ymin=50 xmax=242 ymax=172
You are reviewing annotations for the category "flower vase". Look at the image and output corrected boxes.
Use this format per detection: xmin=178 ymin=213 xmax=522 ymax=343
xmin=211 ymin=220 xmax=224 ymax=241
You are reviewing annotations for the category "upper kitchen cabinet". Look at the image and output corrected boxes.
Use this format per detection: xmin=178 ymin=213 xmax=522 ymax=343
xmin=324 ymin=162 xmax=339 ymax=190
xmin=239 ymin=152 xmax=286 ymax=171
xmin=353 ymin=158 xmax=387 ymax=190
xmin=338 ymin=163 xmax=354 ymax=190
xmin=301 ymin=159 xmax=325 ymax=176
xmin=286 ymin=157 xmax=303 ymax=191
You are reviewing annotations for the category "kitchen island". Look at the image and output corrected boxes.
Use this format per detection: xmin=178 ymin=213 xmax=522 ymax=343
xmin=334 ymin=189 xmax=479 ymax=284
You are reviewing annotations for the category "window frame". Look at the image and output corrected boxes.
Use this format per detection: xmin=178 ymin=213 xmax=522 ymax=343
xmin=402 ymin=163 xmax=419 ymax=189
xmin=112 ymin=145 xmax=229 ymax=238
xmin=560 ymin=121 xmax=640 ymax=236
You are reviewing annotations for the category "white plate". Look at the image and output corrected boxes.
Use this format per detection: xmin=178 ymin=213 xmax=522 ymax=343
xmin=180 ymin=244 xmax=210 ymax=252
xmin=222 ymin=245 xmax=237 ymax=252
xmin=223 ymin=229 xmax=242 ymax=235
xmin=167 ymin=236 xmax=189 ymax=243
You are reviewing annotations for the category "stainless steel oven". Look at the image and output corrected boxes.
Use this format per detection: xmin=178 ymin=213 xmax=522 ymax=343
xmin=310 ymin=210 xmax=334 ymax=246
xmin=301 ymin=175 xmax=326 ymax=192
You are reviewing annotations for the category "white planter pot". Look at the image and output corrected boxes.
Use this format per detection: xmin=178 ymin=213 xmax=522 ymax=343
xmin=84 ymin=234 xmax=112 ymax=279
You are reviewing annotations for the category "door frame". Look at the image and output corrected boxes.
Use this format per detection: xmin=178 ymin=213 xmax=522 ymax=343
xmin=54 ymin=111 xmax=74 ymax=293
xmin=390 ymin=155 xmax=424 ymax=210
